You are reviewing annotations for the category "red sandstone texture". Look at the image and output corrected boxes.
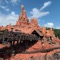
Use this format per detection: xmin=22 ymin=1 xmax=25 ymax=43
xmin=0 ymin=5 xmax=60 ymax=60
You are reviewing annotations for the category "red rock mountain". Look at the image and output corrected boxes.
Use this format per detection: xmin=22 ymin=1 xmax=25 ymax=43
xmin=0 ymin=5 xmax=60 ymax=60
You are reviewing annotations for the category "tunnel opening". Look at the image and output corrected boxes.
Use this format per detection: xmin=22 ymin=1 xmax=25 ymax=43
xmin=32 ymin=30 xmax=43 ymax=40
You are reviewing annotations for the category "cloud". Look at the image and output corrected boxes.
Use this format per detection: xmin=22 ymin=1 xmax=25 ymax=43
xmin=5 ymin=0 xmax=8 ymax=3
xmin=0 ymin=5 xmax=6 ymax=9
xmin=0 ymin=5 xmax=9 ymax=11
xmin=55 ymin=26 xmax=60 ymax=29
xmin=0 ymin=0 xmax=20 ymax=6
xmin=30 ymin=8 xmax=49 ymax=19
xmin=44 ymin=23 xmax=60 ymax=29
xmin=0 ymin=11 xmax=18 ymax=26
xmin=11 ymin=0 xmax=20 ymax=5
xmin=40 ymin=1 xmax=52 ymax=10
xmin=5 ymin=8 xmax=9 ymax=11
xmin=44 ymin=22 xmax=54 ymax=28
xmin=29 ymin=1 xmax=52 ymax=19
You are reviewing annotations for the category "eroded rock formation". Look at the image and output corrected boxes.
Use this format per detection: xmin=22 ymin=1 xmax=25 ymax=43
xmin=0 ymin=5 xmax=60 ymax=60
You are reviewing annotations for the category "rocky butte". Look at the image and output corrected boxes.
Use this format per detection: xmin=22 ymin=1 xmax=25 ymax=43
xmin=0 ymin=5 xmax=60 ymax=60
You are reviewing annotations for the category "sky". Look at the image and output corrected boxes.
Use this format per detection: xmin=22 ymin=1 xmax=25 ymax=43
xmin=0 ymin=0 xmax=60 ymax=29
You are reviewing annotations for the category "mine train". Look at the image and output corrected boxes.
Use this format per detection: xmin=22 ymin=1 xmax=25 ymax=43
xmin=0 ymin=29 xmax=43 ymax=44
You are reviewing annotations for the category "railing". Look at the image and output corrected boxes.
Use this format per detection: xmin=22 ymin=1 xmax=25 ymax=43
xmin=0 ymin=30 xmax=39 ymax=44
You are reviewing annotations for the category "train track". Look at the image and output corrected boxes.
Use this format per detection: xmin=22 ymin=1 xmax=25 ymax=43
xmin=0 ymin=46 xmax=60 ymax=55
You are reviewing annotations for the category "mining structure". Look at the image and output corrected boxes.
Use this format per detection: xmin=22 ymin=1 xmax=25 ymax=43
xmin=0 ymin=5 xmax=60 ymax=60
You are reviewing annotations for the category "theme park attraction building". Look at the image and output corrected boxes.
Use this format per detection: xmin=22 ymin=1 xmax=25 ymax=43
xmin=0 ymin=5 xmax=60 ymax=60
